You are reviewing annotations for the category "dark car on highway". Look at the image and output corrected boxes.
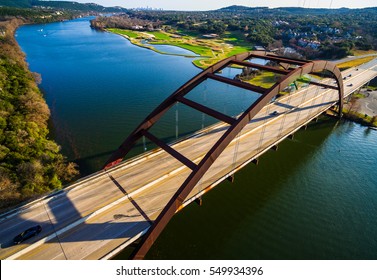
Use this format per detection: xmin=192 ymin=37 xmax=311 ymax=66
xmin=13 ymin=225 xmax=42 ymax=245
xmin=271 ymin=110 xmax=279 ymax=115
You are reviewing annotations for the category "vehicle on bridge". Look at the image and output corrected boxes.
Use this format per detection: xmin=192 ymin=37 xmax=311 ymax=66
xmin=13 ymin=225 xmax=42 ymax=245
xmin=271 ymin=110 xmax=279 ymax=115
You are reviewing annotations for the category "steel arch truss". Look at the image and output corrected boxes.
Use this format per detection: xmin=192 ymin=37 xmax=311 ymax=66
xmin=103 ymin=51 xmax=344 ymax=259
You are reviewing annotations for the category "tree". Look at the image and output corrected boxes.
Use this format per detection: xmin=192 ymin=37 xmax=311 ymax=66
xmin=371 ymin=115 xmax=377 ymax=125
xmin=0 ymin=17 xmax=79 ymax=210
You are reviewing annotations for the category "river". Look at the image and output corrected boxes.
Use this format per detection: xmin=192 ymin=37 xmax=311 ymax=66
xmin=16 ymin=17 xmax=377 ymax=259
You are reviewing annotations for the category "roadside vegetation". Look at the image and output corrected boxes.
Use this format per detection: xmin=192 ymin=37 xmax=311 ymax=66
xmin=337 ymin=56 xmax=377 ymax=71
xmin=0 ymin=9 xmax=79 ymax=210
xmin=342 ymin=110 xmax=377 ymax=127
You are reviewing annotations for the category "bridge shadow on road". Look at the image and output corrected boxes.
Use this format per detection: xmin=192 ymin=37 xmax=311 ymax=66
xmin=0 ymin=186 xmax=153 ymax=259
xmin=109 ymin=174 xmax=153 ymax=225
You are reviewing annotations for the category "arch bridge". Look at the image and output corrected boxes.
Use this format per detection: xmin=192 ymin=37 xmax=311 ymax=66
xmin=5 ymin=52 xmax=376 ymax=260
xmin=103 ymin=51 xmax=344 ymax=259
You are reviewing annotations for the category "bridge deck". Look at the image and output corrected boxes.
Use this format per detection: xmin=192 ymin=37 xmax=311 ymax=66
xmin=1 ymin=59 xmax=377 ymax=260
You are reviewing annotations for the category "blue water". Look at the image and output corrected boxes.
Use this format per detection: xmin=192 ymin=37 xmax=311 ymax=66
xmin=144 ymin=42 xmax=199 ymax=56
xmin=145 ymin=120 xmax=377 ymax=259
xmin=17 ymin=17 xmax=259 ymax=172
xmin=16 ymin=17 xmax=377 ymax=259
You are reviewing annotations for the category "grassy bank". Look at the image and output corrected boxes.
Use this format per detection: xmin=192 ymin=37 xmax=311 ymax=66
xmin=342 ymin=110 xmax=377 ymax=127
xmin=337 ymin=56 xmax=377 ymax=71
xmin=241 ymin=71 xmax=278 ymax=89
xmin=108 ymin=28 xmax=252 ymax=68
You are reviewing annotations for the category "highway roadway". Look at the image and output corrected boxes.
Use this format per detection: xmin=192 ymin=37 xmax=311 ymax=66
xmin=1 ymin=58 xmax=376 ymax=260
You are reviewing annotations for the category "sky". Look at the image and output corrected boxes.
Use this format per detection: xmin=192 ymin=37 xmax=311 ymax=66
xmin=60 ymin=0 xmax=377 ymax=10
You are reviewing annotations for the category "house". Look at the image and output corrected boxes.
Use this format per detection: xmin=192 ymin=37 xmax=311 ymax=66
xmin=254 ymin=46 xmax=265 ymax=51
xmin=202 ymin=34 xmax=218 ymax=38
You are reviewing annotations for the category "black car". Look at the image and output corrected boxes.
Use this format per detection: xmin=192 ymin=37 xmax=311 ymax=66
xmin=271 ymin=110 xmax=279 ymax=115
xmin=13 ymin=225 xmax=42 ymax=245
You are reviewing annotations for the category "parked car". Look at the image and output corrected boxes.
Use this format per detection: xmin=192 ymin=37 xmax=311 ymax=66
xmin=347 ymin=84 xmax=353 ymax=87
xmin=13 ymin=225 xmax=42 ymax=245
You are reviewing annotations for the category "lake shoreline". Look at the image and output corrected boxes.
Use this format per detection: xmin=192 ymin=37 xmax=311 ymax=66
xmin=107 ymin=30 xmax=202 ymax=58
xmin=103 ymin=27 xmax=251 ymax=69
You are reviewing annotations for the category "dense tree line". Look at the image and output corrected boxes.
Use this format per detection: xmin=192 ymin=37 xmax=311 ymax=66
xmin=0 ymin=6 xmax=78 ymax=23
xmin=0 ymin=15 xmax=78 ymax=210
xmin=90 ymin=15 xmax=162 ymax=31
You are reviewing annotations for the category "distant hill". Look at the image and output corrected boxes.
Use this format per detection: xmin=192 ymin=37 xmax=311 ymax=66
xmin=274 ymin=7 xmax=351 ymax=14
xmin=0 ymin=0 xmax=128 ymax=12
xmin=0 ymin=0 xmax=33 ymax=8
xmin=218 ymin=5 xmax=268 ymax=12
xmin=217 ymin=5 xmax=374 ymax=14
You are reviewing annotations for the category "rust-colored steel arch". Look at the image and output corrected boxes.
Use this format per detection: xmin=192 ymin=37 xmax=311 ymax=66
xmin=103 ymin=51 xmax=343 ymax=259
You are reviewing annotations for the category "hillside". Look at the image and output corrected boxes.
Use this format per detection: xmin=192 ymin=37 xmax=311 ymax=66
xmin=217 ymin=5 xmax=377 ymax=15
xmin=0 ymin=0 xmax=32 ymax=8
xmin=218 ymin=5 xmax=268 ymax=11
xmin=0 ymin=0 xmax=128 ymax=12
xmin=0 ymin=16 xmax=78 ymax=210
